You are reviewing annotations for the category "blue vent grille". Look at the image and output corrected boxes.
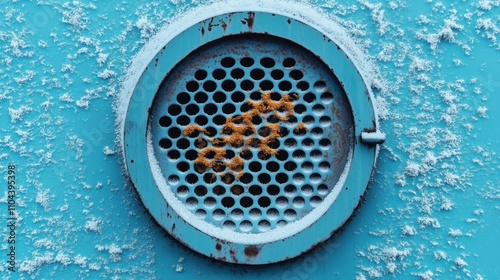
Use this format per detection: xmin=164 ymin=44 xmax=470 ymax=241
xmin=151 ymin=34 xmax=353 ymax=233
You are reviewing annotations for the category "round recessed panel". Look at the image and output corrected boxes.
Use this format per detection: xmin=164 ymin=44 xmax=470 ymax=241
xmin=151 ymin=35 xmax=353 ymax=234
xmin=123 ymin=12 xmax=384 ymax=264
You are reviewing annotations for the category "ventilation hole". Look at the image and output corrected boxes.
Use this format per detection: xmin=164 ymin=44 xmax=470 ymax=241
xmin=276 ymin=197 xmax=288 ymax=208
xmin=222 ymin=80 xmax=237 ymax=92
xmin=267 ymin=114 xmax=279 ymax=123
xmin=293 ymin=197 xmax=305 ymax=208
xmin=310 ymin=196 xmax=322 ymax=207
xmin=204 ymin=103 xmax=218 ymax=115
xmin=204 ymin=150 xmax=216 ymax=159
xmin=284 ymin=138 xmax=297 ymax=149
xmin=194 ymin=185 xmax=207 ymax=196
xmin=213 ymin=185 xmax=226 ymax=196
xmin=177 ymin=161 xmax=189 ymax=172
xmin=190 ymin=203 xmax=204 ymax=214
xmin=239 ymin=173 xmax=253 ymax=184
xmin=303 ymin=92 xmax=316 ymax=103
xmin=271 ymin=69 xmax=284 ymax=80
xmin=310 ymin=173 xmax=322 ymax=183
xmin=212 ymin=161 xmax=226 ymax=172
xmin=284 ymin=209 xmax=297 ymax=220
xmin=222 ymin=104 xmax=236 ymax=114
xmin=284 ymin=185 xmax=297 ymax=196
xmin=284 ymin=161 xmax=297 ymax=172
xmin=186 ymin=150 xmax=198 ymax=160
xmin=240 ymin=149 xmax=253 ymax=160
xmin=250 ymin=115 xmax=262 ymax=125
xmin=231 ymin=185 xmax=244 ymax=195
xmin=177 ymin=115 xmax=190 ymax=126
xmin=318 ymin=184 xmax=328 ymax=195
xmin=301 ymin=161 xmax=313 ymax=172
xmin=243 ymin=184 xmax=261 ymax=196
xmin=260 ymin=80 xmax=273 ymax=91
xmin=313 ymin=80 xmax=327 ymax=92
xmin=195 ymin=115 xmax=208 ymax=126
xmin=268 ymin=139 xmax=280 ymax=149
xmin=168 ymin=127 xmax=181 ymax=139
xmin=204 ymin=197 xmax=216 ymax=208
xmin=186 ymin=81 xmax=199 ymax=92
xmin=223 ymin=221 xmax=236 ymax=230
xmin=224 ymin=150 xmax=235 ymax=159
xmin=258 ymin=220 xmax=271 ymax=232
xmin=286 ymin=115 xmax=298 ymax=125
xmin=194 ymin=92 xmax=208 ymax=103
xmin=240 ymin=220 xmax=253 ymax=232
xmin=294 ymin=127 xmax=307 ymax=137
xmin=276 ymin=173 xmax=288 ymax=184
xmin=294 ymin=104 xmax=306 ymax=114
xmin=292 ymin=150 xmax=306 ymax=161
xmin=283 ymin=58 xmax=296 ymax=68
xmin=293 ymin=173 xmax=305 ymax=184
xmin=212 ymin=91 xmax=226 ymax=103
xmin=250 ymin=91 xmax=261 ymax=100
xmin=266 ymin=208 xmax=279 ymax=220
xmin=176 ymin=185 xmax=188 ymax=197
xmin=159 ymin=116 xmax=172 ymax=127
xmin=279 ymin=81 xmax=292 ymax=91
xmin=289 ymin=69 xmax=304 ymax=80
xmin=320 ymin=116 xmax=332 ymax=126
xmin=212 ymin=69 xmax=226 ymax=80
xmin=240 ymin=197 xmax=253 ymax=208
xmin=260 ymin=57 xmax=275 ymax=68
xmin=270 ymin=92 xmax=281 ymax=101
xmin=222 ymin=197 xmax=235 ymax=208
xmin=221 ymin=57 xmax=236 ymax=68
xmin=213 ymin=115 xmax=226 ymax=126
xmin=311 ymin=127 xmax=324 ymax=138
xmin=256 ymin=197 xmax=270 ymax=208
xmin=311 ymin=149 xmax=323 ymax=161
xmin=302 ymin=138 xmax=314 ymax=149
xmin=231 ymin=91 xmax=245 ymax=103
xmin=258 ymin=127 xmax=271 ymax=137
xmin=186 ymin=104 xmax=200 ymax=116
xmin=203 ymin=81 xmax=217 ymax=92
xmin=319 ymin=139 xmax=331 ymax=149
xmin=240 ymin=80 xmax=254 ymax=91
xmin=203 ymin=173 xmax=217 ymax=184
xmin=194 ymin=162 xmax=208 ymax=174
xmin=240 ymin=102 xmax=252 ymax=112
xmin=301 ymin=185 xmax=313 ymax=196
xmin=195 ymin=69 xmax=208 ymax=80
xmin=168 ymin=104 xmax=182 ymax=116
xmin=231 ymin=68 xmax=244 ymax=79
xmin=195 ymin=209 xmax=206 ymax=219
xmin=231 ymin=209 xmax=244 ymax=220
xmin=176 ymin=138 xmax=190 ymax=150
xmin=177 ymin=92 xmax=190 ymax=104
xmin=276 ymin=150 xmax=289 ymax=161
xmin=279 ymin=127 xmax=290 ymax=137
xmin=186 ymin=173 xmax=198 ymax=184
xmin=303 ymin=115 xmax=315 ymax=125
xmin=240 ymin=57 xmax=254 ymax=67
xmin=321 ymin=92 xmax=334 ymax=103
xmin=258 ymin=151 xmax=271 ymax=160
xmin=319 ymin=161 xmax=331 ymax=172
xmin=213 ymin=209 xmax=225 ymax=220
xmin=267 ymin=185 xmax=280 ymax=196
xmin=258 ymin=173 xmax=271 ymax=184
xmin=248 ymin=68 xmax=264 ymax=80
xmin=249 ymin=161 xmax=262 ymax=172
xmin=250 ymin=208 xmax=262 ymax=220
xmin=168 ymin=150 xmax=180 ymax=160
xmin=313 ymin=104 xmax=325 ymax=115
xmin=297 ymin=81 xmax=310 ymax=91
xmin=221 ymin=173 xmax=235 ymax=184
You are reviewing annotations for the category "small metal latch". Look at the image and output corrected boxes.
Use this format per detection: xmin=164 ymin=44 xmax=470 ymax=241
xmin=360 ymin=131 xmax=386 ymax=145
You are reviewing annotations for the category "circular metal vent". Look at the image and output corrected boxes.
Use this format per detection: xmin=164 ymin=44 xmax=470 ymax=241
xmin=123 ymin=12 xmax=384 ymax=264
xmin=151 ymin=35 xmax=353 ymax=234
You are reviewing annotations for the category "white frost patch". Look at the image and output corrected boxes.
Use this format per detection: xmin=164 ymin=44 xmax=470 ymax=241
xmin=36 ymin=189 xmax=53 ymax=211
xmin=95 ymin=244 xmax=128 ymax=262
xmin=98 ymin=69 xmax=116 ymax=80
xmin=402 ymin=225 xmax=417 ymax=236
xmin=103 ymin=146 xmax=116 ymax=155
xmin=434 ymin=250 xmax=447 ymax=260
xmin=59 ymin=93 xmax=74 ymax=102
xmin=448 ymin=228 xmax=463 ymax=237
xmin=8 ymin=105 xmax=32 ymax=123
xmin=55 ymin=251 xmax=72 ymax=267
xmin=136 ymin=16 xmax=156 ymax=39
xmin=476 ymin=106 xmax=488 ymax=118
xmin=417 ymin=217 xmax=441 ymax=229
xmin=455 ymin=257 xmax=467 ymax=268
xmin=84 ymin=216 xmax=103 ymax=233
xmin=14 ymin=70 xmax=36 ymax=84
xmin=73 ymin=255 xmax=88 ymax=268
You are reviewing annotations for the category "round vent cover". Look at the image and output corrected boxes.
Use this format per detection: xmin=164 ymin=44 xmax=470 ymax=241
xmin=123 ymin=12 xmax=384 ymax=264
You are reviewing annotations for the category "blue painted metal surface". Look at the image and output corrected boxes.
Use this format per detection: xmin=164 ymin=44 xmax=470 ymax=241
xmin=0 ymin=0 xmax=498 ymax=279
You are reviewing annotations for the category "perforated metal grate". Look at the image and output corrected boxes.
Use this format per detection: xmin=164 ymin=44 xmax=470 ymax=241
xmin=151 ymin=34 xmax=353 ymax=233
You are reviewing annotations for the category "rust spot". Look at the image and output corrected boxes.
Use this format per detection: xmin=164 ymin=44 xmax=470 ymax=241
xmin=201 ymin=26 xmax=205 ymax=37
xmin=246 ymin=12 xmax=255 ymax=31
xmin=215 ymin=243 xmax=222 ymax=251
xmin=244 ymin=245 xmax=260 ymax=257
xmin=221 ymin=20 xmax=227 ymax=32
